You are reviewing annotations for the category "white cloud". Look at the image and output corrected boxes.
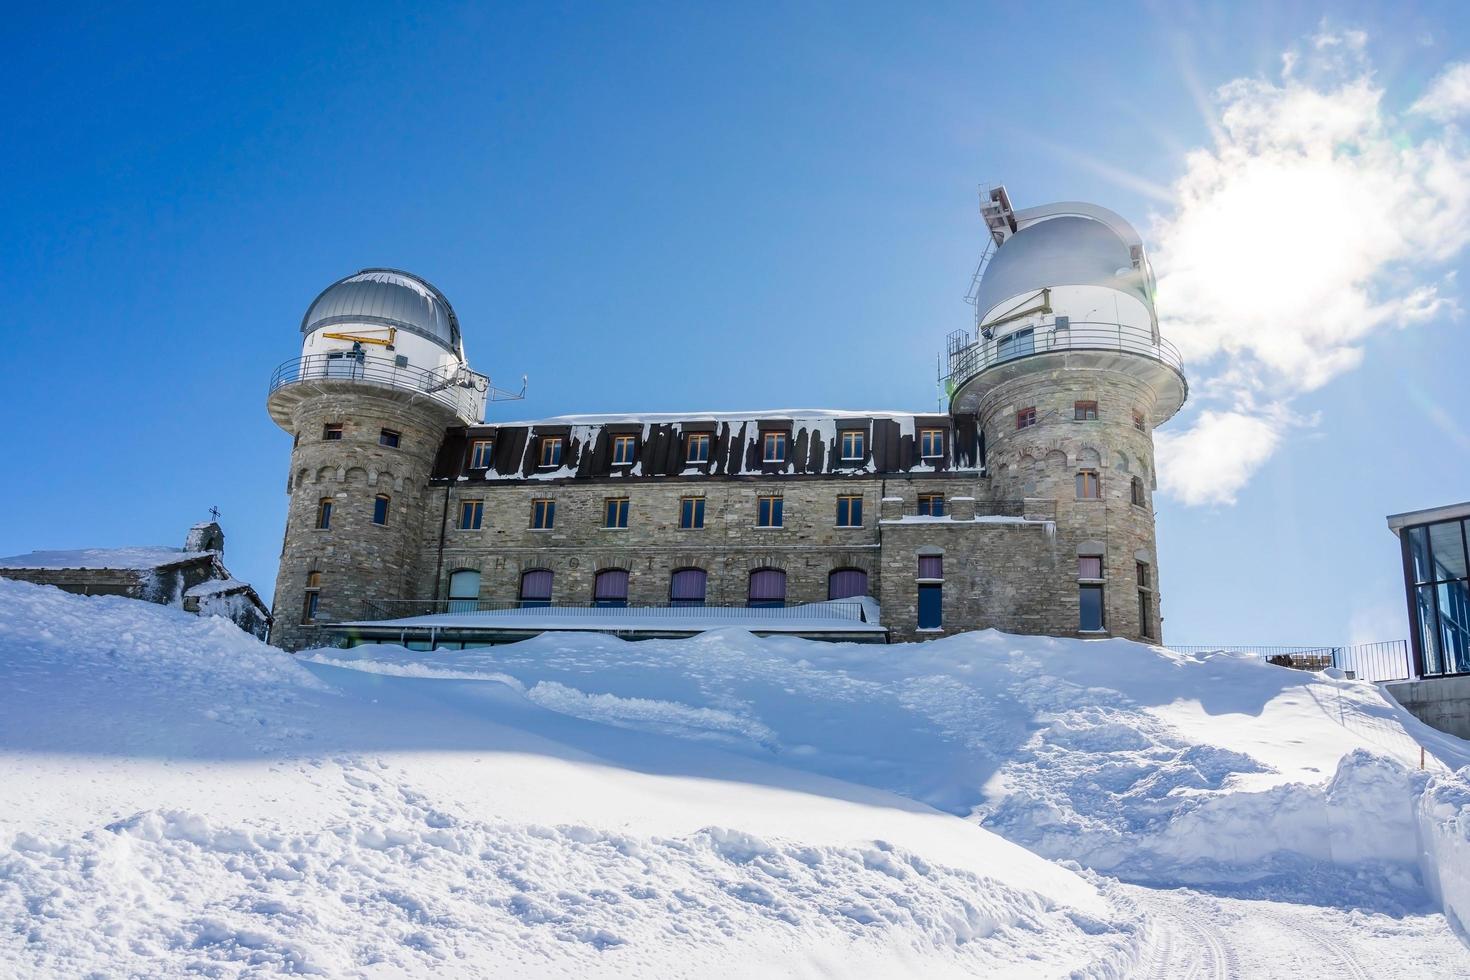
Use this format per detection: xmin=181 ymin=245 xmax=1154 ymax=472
xmin=1149 ymin=30 xmax=1470 ymax=506
xmin=1412 ymin=62 xmax=1470 ymax=121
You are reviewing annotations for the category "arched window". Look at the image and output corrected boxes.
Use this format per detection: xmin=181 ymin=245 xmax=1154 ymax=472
xmin=748 ymin=568 xmax=787 ymax=608
xmin=447 ymin=569 xmax=481 ymax=613
xmin=594 ymin=569 xmax=629 ymax=607
xmin=373 ymin=494 xmax=390 ymax=525
xmin=828 ymin=568 xmax=869 ymax=600
xmin=316 ymin=498 xmax=333 ymax=530
xmin=670 ymin=568 xmax=707 ymax=607
xmin=1130 ymin=477 xmax=1146 ymax=507
xmin=519 ymin=569 xmax=553 ymax=608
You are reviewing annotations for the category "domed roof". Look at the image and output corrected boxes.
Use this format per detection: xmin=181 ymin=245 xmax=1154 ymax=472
xmin=301 ymin=269 xmax=462 ymax=354
xmin=973 ymin=209 xmax=1154 ymax=324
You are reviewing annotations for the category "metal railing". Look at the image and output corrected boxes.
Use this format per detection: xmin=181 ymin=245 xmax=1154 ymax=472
xmin=943 ymin=319 xmax=1184 ymax=387
xmin=269 ymin=352 xmax=489 ymax=422
xmin=355 ymin=598 xmax=871 ymax=625
xmin=1167 ymin=641 xmax=1413 ymax=683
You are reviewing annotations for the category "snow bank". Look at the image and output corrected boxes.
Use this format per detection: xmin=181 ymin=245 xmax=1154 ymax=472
xmin=1418 ymin=767 xmax=1470 ymax=939
xmin=0 ymin=579 xmax=1141 ymax=977
xmin=0 ymin=546 xmax=213 ymax=570
xmin=318 ymin=628 xmax=1464 ymax=899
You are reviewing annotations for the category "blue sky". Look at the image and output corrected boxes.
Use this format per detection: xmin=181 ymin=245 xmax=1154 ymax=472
xmin=3 ymin=2 xmax=1468 ymax=645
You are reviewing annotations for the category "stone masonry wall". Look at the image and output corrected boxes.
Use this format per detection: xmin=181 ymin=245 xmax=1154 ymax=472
xmin=974 ymin=367 xmax=1164 ymax=642
xmin=271 ymin=388 xmax=458 ymax=650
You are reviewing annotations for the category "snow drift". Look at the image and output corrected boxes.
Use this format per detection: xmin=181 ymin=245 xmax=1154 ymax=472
xmin=4 ymin=576 xmax=1470 ymax=976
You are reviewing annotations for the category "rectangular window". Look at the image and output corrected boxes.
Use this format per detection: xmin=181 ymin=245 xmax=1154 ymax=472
xmin=757 ymin=495 xmax=784 ymax=528
xmin=836 ymin=494 xmax=863 ymax=527
xmin=301 ymin=572 xmax=321 ymax=624
xmin=539 ymin=437 xmax=563 ymax=468
xmin=316 ymin=498 xmax=333 ymax=530
xmin=1133 ymin=411 xmax=1146 ymax=432
xmin=686 ymin=432 xmax=711 ymax=463
xmin=1080 ymin=584 xmax=1105 ymax=631
xmin=379 ymin=429 xmax=400 ymax=448
xmin=918 ymin=555 xmax=943 ymax=579
xmin=762 ymin=431 xmax=787 ymax=464
xmin=323 ymin=423 xmax=343 ymax=441
xmin=1139 ymin=590 xmax=1154 ymax=639
xmin=1078 ymin=556 xmax=1103 ymax=579
xmin=918 ymin=584 xmax=943 ymax=629
xmin=1076 ymin=470 xmax=1101 ymax=499
xmin=996 ymin=328 xmax=1034 ymax=361
xmin=372 ymin=494 xmax=389 ymax=526
xmin=611 ymin=435 xmax=636 ymax=466
xmin=1074 ymin=401 xmax=1099 ymax=421
xmin=840 ymin=430 xmax=865 ymax=460
xmin=469 ymin=440 xmax=494 ymax=469
xmin=1136 ymin=561 xmax=1150 ymax=588
xmin=1016 ymin=407 xmax=1037 ymax=429
xmin=679 ymin=496 xmax=705 ymax=529
xmin=920 ymin=428 xmax=945 ymax=459
xmin=604 ymin=497 xmax=629 ymax=528
xmin=918 ymin=493 xmax=945 ymax=517
xmin=531 ymin=498 xmax=556 ymax=530
xmin=459 ymin=499 xmax=483 ymax=530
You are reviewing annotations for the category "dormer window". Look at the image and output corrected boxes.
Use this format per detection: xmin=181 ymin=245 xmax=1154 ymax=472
xmin=686 ymin=433 xmax=711 ymax=463
xmin=539 ymin=436 xmax=563 ymax=468
xmin=762 ymin=431 xmax=787 ymax=464
xmin=611 ymin=435 xmax=636 ymax=466
xmin=469 ymin=440 xmax=494 ymax=469
xmin=920 ymin=428 xmax=945 ymax=459
xmin=840 ymin=430 xmax=865 ymax=461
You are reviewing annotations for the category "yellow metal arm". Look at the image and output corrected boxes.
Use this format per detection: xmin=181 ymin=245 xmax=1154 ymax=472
xmin=321 ymin=327 xmax=397 ymax=349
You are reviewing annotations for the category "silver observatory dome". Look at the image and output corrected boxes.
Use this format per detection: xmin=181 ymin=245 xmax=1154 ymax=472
xmin=301 ymin=268 xmax=463 ymax=355
xmin=972 ymin=204 xmax=1155 ymax=325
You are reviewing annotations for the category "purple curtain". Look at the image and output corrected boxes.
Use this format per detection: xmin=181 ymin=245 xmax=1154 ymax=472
xmin=520 ymin=569 xmax=553 ymax=601
xmin=594 ymin=569 xmax=629 ymax=601
xmin=670 ymin=568 xmax=707 ymax=602
xmin=749 ymin=569 xmax=787 ymax=602
xmin=918 ymin=556 xmax=943 ymax=579
xmin=828 ymin=569 xmax=868 ymax=600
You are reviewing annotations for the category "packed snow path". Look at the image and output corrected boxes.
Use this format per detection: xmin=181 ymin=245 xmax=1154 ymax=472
xmin=3 ymin=579 xmax=1470 ymax=977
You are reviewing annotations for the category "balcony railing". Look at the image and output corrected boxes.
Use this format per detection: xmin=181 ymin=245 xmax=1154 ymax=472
xmin=269 ymin=352 xmax=488 ymax=422
xmin=353 ymin=598 xmax=871 ymax=624
xmin=943 ymin=319 xmax=1184 ymax=389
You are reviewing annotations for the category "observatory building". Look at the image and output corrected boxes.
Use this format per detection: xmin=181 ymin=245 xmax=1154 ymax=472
xmin=267 ymin=189 xmax=1187 ymax=650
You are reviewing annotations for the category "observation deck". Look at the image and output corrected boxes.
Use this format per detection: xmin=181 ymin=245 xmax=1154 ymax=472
xmin=267 ymin=352 xmax=490 ymax=428
xmin=943 ymin=318 xmax=1188 ymax=424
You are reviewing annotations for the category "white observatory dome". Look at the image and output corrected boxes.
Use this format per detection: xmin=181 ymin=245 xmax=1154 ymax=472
xmin=972 ymin=209 xmax=1154 ymax=326
xmin=301 ymin=269 xmax=463 ymax=356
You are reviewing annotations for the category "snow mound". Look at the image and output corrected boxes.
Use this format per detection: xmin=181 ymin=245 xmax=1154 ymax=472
xmin=0 ymin=579 xmax=1143 ymax=977
xmin=317 ymin=628 xmax=1469 ymax=900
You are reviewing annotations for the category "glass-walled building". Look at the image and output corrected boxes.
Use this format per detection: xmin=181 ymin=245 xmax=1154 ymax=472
xmin=1388 ymin=502 xmax=1470 ymax=677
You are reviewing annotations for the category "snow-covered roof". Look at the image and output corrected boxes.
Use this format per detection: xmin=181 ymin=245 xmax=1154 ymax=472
xmin=488 ymin=409 xmax=929 ymax=427
xmin=183 ymin=577 xmax=250 ymax=598
xmin=342 ymin=598 xmax=885 ymax=635
xmin=0 ymin=547 xmax=215 ymax=571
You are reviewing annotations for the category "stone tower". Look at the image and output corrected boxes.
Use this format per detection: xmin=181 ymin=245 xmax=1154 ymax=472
xmin=946 ymin=190 xmax=1188 ymax=641
xmin=266 ymin=269 xmax=489 ymax=649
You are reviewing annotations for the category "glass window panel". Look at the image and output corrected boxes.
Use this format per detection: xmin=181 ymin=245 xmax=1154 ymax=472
xmin=1418 ymin=583 xmax=1444 ymax=674
xmin=1079 ymin=585 xmax=1105 ymax=631
xmin=749 ymin=569 xmax=787 ymax=606
xmin=918 ymin=555 xmax=943 ymax=579
xmin=1408 ymin=526 xmax=1433 ymax=584
xmin=1078 ymin=556 xmax=1103 ymax=579
xmin=828 ymin=569 xmax=868 ymax=600
xmin=1436 ymin=578 xmax=1470 ymax=673
xmin=520 ymin=569 xmax=553 ymax=606
xmin=1430 ymin=520 xmax=1468 ymax=581
xmin=594 ymin=569 xmax=629 ymax=605
xmin=918 ymin=584 xmax=943 ymax=629
xmin=671 ymin=568 xmax=707 ymax=605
